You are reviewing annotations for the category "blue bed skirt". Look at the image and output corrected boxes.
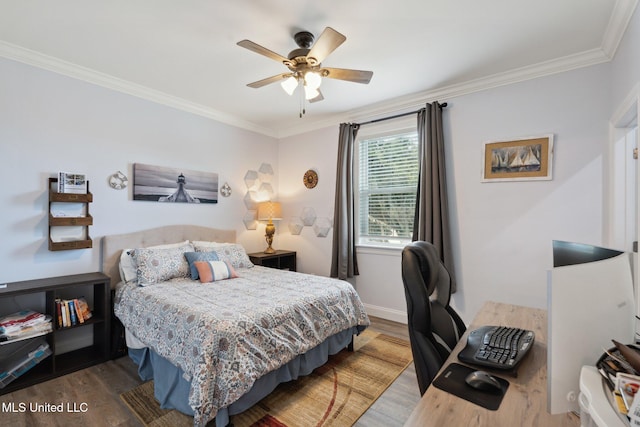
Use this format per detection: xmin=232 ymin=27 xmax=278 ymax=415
xmin=128 ymin=326 xmax=364 ymax=427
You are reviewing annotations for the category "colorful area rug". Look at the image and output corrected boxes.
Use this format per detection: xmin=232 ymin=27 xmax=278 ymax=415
xmin=120 ymin=330 xmax=412 ymax=427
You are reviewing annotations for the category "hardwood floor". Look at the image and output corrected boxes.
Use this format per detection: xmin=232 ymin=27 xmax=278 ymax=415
xmin=354 ymin=317 xmax=421 ymax=427
xmin=0 ymin=316 xmax=420 ymax=427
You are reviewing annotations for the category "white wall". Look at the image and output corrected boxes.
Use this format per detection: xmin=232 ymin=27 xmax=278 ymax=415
xmin=278 ymin=63 xmax=614 ymax=324
xmin=276 ymin=5 xmax=640 ymax=323
xmin=446 ymin=64 xmax=610 ymax=321
xmin=277 ymin=126 xmax=410 ymax=322
xmin=0 ymin=57 xmax=278 ymax=284
xmin=278 ymin=126 xmax=338 ymax=276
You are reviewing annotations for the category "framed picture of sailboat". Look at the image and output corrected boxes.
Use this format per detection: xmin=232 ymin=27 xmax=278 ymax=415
xmin=481 ymin=134 xmax=554 ymax=182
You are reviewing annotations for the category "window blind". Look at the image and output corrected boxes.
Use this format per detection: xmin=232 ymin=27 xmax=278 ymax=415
xmin=358 ymin=131 xmax=419 ymax=245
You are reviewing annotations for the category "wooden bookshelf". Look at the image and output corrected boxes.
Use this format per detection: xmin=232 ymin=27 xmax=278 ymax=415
xmin=0 ymin=272 xmax=110 ymax=395
xmin=48 ymin=177 xmax=93 ymax=251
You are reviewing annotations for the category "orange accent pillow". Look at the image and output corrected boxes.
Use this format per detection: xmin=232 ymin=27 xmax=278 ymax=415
xmin=193 ymin=260 xmax=238 ymax=283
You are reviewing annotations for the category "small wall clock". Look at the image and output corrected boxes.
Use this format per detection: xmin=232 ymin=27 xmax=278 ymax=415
xmin=303 ymin=169 xmax=318 ymax=189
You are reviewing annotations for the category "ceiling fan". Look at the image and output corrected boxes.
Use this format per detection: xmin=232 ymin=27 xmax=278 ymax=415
xmin=237 ymin=27 xmax=373 ymax=117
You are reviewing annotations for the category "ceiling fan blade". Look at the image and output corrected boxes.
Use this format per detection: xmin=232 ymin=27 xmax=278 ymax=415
xmin=237 ymin=39 xmax=290 ymax=65
xmin=306 ymin=27 xmax=346 ymax=65
xmin=309 ymin=90 xmax=324 ymax=103
xmin=322 ymin=67 xmax=373 ymax=84
xmin=247 ymin=73 xmax=293 ymax=88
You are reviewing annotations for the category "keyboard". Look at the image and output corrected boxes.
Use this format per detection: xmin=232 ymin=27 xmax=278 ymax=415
xmin=457 ymin=325 xmax=535 ymax=370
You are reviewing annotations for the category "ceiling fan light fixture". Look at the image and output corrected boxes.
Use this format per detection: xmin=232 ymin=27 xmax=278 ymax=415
xmin=238 ymin=27 xmax=373 ymax=117
xmin=281 ymin=76 xmax=299 ymax=96
xmin=304 ymin=85 xmax=320 ymax=100
xmin=304 ymin=71 xmax=322 ymax=90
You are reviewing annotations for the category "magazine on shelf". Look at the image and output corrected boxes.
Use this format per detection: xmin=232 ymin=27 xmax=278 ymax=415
xmin=0 ymin=325 xmax=53 ymax=343
xmin=0 ymin=310 xmax=46 ymax=334
xmin=0 ymin=310 xmax=52 ymax=343
xmin=57 ymin=172 xmax=87 ymax=194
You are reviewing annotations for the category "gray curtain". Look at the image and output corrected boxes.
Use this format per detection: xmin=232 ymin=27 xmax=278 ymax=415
xmin=331 ymin=123 xmax=360 ymax=279
xmin=413 ymin=102 xmax=456 ymax=292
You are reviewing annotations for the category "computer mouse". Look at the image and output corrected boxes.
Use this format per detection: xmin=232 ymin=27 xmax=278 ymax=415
xmin=464 ymin=370 xmax=503 ymax=393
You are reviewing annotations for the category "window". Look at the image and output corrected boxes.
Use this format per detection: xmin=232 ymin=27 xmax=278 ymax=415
xmin=357 ymin=129 xmax=419 ymax=247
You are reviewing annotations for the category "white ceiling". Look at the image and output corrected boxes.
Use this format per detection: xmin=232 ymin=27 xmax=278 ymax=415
xmin=0 ymin=1 xmax=636 ymax=137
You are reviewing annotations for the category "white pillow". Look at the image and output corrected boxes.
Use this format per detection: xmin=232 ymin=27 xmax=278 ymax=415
xmin=192 ymin=241 xmax=231 ymax=251
xmin=118 ymin=240 xmax=191 ymax=284
xmin=119 ymin=249 xmax=137 ymax=284
xmin=150 ymin=240 xmax=191 ymax=249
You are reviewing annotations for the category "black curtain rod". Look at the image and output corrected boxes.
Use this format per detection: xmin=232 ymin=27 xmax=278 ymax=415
xmin=356 ymin=102 xmax=447 ymax=126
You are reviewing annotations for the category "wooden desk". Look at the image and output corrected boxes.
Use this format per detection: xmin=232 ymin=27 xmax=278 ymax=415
xmin=404 ymin=301 xmax=580 ymax=427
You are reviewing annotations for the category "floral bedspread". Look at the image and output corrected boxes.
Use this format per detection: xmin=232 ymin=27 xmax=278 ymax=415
xmin=114 ymin=266 xmax=370 ymax=426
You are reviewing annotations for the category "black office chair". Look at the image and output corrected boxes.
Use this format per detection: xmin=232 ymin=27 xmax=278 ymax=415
xmin=401 ymin=241 xmax=466 ymax=395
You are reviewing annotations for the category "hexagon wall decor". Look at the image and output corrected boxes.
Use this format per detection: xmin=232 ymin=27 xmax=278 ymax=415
xmin=300 ymin=207 xmax=317 ymax=226
xmin=288 ymin=217 xmax=304 ymax=235
xmin=244 ymin=170 xmax=259 ymax=190
xmin=243 ymin=210 xmax=258 ymax=230
xmin=258 ymin=163 xmax=274 ymax=183
xmin=313 ymin=217 xmax=333 ymax=238
xmin=244 ymin=192 xmax=258 ymax=210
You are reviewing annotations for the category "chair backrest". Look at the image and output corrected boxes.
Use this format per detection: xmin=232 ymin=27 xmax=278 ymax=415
xmin=401 ymin=240 xmax=466 ymax=395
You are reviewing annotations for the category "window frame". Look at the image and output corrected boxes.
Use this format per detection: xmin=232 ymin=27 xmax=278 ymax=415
xmin=355 ymin=117 xmax=419 ymax=250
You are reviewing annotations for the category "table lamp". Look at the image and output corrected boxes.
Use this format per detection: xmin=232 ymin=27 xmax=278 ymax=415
xmin=257 ymin=201 xmax=282 ymax=253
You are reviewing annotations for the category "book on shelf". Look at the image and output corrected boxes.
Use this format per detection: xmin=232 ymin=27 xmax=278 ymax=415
xmin=73 ymin=299 xmax=84 ymax=324
xmin=75 ymin=297 xmax=92 ymax=321
xmin=57 ymin=172 xmax=87 ymax=194
xmin=68 ymin=300 xmax=78 ymax=325
xmin=59 ymin=301 xmax=67 ymax=328
xmin=55 ymin=297 xmax=92 ymax=329
xmin=56 ymin=302 xmax=62 ymax=329
xmin=63 ymin=301 xmax=70 ymax=326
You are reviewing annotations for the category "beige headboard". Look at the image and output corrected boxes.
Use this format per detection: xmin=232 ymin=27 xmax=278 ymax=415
xmin=101 ymin=224 xmax=236 ymax=289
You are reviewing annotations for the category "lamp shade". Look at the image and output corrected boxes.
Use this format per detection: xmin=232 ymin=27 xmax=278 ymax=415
xmin=304 ymin=71 xmax=322 ymax=90
xmin=281 ymin=76 xmax=298 ymax=96
xmin=304 ymin=85 xmax=320 ymax=100
xmin=258 ymin=201 xmax=282 ymax=221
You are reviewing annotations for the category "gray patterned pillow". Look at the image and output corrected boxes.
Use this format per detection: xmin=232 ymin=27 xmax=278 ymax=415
xmin=198 ymin=243 xmax=254 ymax=269
xmin=134 ymin=243 xmax=194 ymax=286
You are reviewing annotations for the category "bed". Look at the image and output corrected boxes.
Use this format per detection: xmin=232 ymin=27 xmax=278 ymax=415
xmin=102 ymin=225 xmax=370 ymax=427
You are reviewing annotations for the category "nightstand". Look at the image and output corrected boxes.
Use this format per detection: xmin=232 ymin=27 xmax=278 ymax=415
xmin=248 ymin=250 xmax=297 ymax=272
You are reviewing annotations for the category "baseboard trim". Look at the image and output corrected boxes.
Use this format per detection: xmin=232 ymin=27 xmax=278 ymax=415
xmin=363 ymin=303 xmax=408 ymax=324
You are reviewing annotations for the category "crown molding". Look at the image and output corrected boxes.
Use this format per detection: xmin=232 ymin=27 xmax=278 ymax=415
xmin=275 ymin=47 xmax=611 ymax=138
xmin=0 ymin=39 xmax=616 ymax=140
xmin=1 ymin=0 xmax=635 ymax=140
xmin=602 ymin=0 xmax=638 ymax=58
xmin=0 ymin=41 xmax=278 ymax=138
